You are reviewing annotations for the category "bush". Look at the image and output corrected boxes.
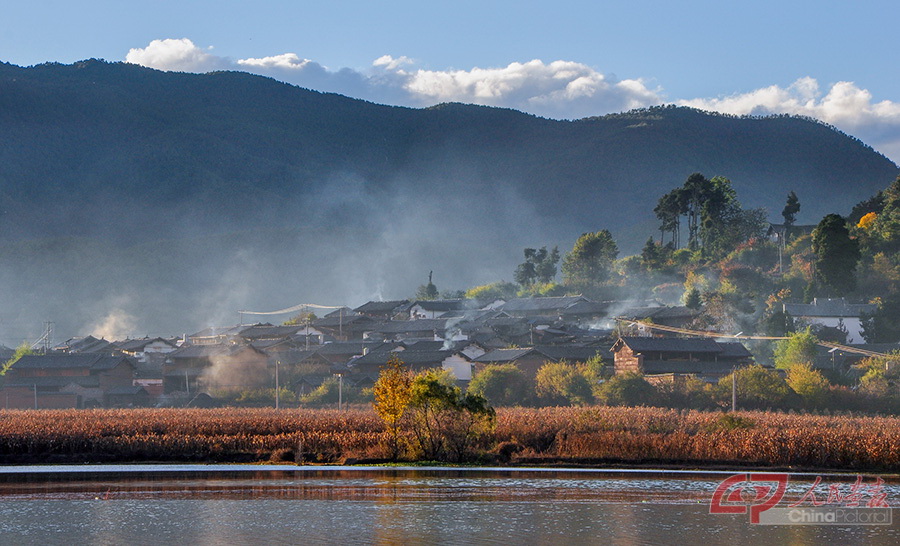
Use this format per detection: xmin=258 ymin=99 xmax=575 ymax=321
xmin=595 ymin=373 xmax=657 ymax=406
xmin=468 ymin=364 xmax=534 ymax=407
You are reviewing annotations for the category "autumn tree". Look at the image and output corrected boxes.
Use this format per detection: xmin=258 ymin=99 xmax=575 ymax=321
xmin=786 ymin=363 xmax=831 ymax=407
xmin=373 ymin=354 xmax=413 ymax=459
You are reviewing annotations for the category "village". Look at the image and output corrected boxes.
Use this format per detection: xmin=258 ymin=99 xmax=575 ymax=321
xmin=0 ymin=293 xmax=889 ymax=410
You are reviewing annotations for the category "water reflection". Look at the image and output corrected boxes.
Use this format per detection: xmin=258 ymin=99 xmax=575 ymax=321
xmin=0 ymin=467 xmax=896 ymax=544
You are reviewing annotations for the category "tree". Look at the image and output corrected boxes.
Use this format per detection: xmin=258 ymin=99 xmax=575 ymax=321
xmin=515 ymin=246 xmax=560 ymax=287
xmin=861 ymin=294 xmax=900 ymax=343
xmin=415 ymin=271 xmax=439 ymax=300
xmin=535 ymin=361 xmax=595 ymax=406
xmin=782 ymin=191 xmax=801 ymax=229
xmin=561 ymin=230 xmax=618 ymax=290
xmin=406 ymin=369 xmax=495 ymax=462
xmin=812 ymin=214 xmax=860 ymax=295
xmin=373 ymin=354 xmax=413 ymax=460
xmin=654 ymin=189 xmax=683 ymax=247
xmin=1 ymin=342 xmax=34 ymax=379
xmin=467 ymin=364 xmax=534 ymax=406
xmin=464 ymin=281 xmax=519 ymax=302
xmin=717 ymin=365 xmax=790 ymax=409
xmin=786 ymin=363 xmax=830 ymax=407
xmin=773 ymin=329 xmax=819 ymax=370
xmin=595 ymin=373 xmax=657 ymax=406
xmin=683 ymin=287 xmax=702 ymax=310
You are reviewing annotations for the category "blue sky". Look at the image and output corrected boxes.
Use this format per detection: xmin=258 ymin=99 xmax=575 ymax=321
xmin=3 ymin=0 xmax=900 ymax=162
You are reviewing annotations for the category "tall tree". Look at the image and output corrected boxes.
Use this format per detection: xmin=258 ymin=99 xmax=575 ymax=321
xmin=561 ymin=230 xmax=619 ymax=289
xmin=514 ymin=246 xmax=560 ymax=287
xmin=416 ymin=271 xmax=439 ymax=300
xmin=812 ymin=214 xmax=861 ymax=296
xmin=782 ymin=191 xmax=801 ymax=228
xmin=654 ymin=189 xmax=683 ymax=247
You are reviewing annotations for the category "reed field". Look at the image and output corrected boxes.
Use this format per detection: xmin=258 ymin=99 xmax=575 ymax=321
xmin=0 ymin=407 xmax=897 ymax=471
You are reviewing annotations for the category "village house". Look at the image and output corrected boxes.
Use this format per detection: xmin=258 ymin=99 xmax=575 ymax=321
xmin=353 ymin=300 xmax=412 ymax=320
xmin=610 ymin=336 xmax=754 ymax=384
xmin=162 ymin=343 xmax=269 ymax=394
xmin=473 ymin=345 xmax=603 ymax=377
xmin=1 ymin=353 xmax=140 ymax=408
xmin=408 ymin=299 xmax=470 ymax=319
xmin=498 ymin=296 xmax=590 ymax=318
xmin=783 ymin=298 xmax=877 ymax=344
xmin=348 ymin=345 xmax=475 ymax=382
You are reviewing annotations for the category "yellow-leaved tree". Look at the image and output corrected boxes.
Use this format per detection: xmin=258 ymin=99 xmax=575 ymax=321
xmin=373 ymin=354 xmax=413 ymax=460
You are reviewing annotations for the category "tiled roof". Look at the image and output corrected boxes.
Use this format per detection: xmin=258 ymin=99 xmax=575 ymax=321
xmin=12 ymin=354 xmax=132 ymax=371
xmin=784 ymin=298 xmax=876 ymax=318
xmin=615 ymin=337 xmax=724 ymax=354
xmin=500 ymin=296 xmax=588 ymax=313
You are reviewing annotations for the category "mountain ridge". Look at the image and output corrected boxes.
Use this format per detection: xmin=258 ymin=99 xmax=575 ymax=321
xmin=0 ymin=59 xmax=897 ymax=338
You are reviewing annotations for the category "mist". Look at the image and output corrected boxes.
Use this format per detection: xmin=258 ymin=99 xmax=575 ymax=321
xmin=0 ymin=167 xmax=565 ymax=346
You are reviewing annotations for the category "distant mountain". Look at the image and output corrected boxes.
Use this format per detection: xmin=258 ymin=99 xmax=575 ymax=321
xmin=0 ymin=59 xmax=897 ymax=340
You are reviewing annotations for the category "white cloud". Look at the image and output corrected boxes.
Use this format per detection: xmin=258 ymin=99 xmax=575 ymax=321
xmin=125 ymin=38 xmax=226 ymax=72
xmin=123 ymin=39 xmax=900 ymax=163
xmin=123 ymin=39 xmax=661 ymax=119
xmin=237 ymin=53 xmax=313 ymax=70
xmin=679 ymin=78 xmax=900 ymax=163
xmin=389 ymin=59 xmax=661 ymax=118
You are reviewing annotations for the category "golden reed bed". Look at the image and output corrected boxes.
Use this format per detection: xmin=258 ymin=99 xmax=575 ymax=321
xmin=0 ymin=407 xmax=897 ymax=471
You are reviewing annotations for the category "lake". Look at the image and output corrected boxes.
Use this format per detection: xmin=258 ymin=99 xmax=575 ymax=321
xmin=0 ymin=466 xmax=897 ymax=544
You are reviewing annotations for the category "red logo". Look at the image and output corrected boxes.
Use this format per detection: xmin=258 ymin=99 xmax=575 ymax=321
xmin=710 ymin=473 xmax=789 ymax=523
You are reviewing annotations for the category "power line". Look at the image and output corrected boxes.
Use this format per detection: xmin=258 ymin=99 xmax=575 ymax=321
xmin=618 ymin=319 xmax=897 ymax=359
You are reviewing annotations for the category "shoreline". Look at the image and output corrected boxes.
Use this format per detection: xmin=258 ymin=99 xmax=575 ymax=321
xmin=0 ymin=462 xmax=898 ymax=481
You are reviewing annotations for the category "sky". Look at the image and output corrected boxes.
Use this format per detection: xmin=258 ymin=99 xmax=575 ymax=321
xmin=3 ymin=0 xmax=900 ymax=163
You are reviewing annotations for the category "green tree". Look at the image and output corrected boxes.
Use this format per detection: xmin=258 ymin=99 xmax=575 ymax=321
xmin=535 ymin=361 xmax=595 ymax=406
xmin=717 ymin=365 xmax=790 ymax=409
xmin=782 ymin=191 xmax=801 ymax=229
xmin=683 ymin=287 xmax=702 ymax=310
xmin=595 ymin=373 xmax=657 ymax=406
xmin=515 ymin=246 xmax=560 ymax=287
xmin=812 ymin=214 xmax=860 ymax=295
xmin=786 ymin=362 xmax=831 ymax=407
xmin=861 ymin=294 xmax=900 ymax=343
xmin=1 ymin=342 xmax=34 ymax=378
xmin=407 ymin=369 xmax=495 ymax=462
xmin=773 ymin=329 xmax=819 ymax=370
xmin=467 ymin=364 xmax=534 ymax=406
xmin=654 ymin=189 xmax=683 ymax=247
xmin=561 ymin=230 xmax=618 ymax=290
xmin=416 ymin=271 xmax=439 ymax=300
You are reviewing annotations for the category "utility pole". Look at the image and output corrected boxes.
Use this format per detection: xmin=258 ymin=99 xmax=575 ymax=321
xmin=335 ymin=373 xmax=344 ymax=411
xmin=731 ymin=367 xmax=737 ymax=412
xmin=275 ymin=360 xmax=280 ymax=410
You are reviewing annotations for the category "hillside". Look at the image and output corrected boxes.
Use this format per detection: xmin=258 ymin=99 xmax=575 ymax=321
xmin=0 ymin=59 xmax=897 ymax=339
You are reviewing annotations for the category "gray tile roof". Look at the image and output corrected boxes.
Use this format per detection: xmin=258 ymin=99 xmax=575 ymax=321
xmin=12 ymin=354 xmax=133 ymax=371
xmin=614 ymin=337 xmax=724 ymax=354
xmin=500 ymin=296 xmax=589 ymax=313
xmin=784 ymin=298 xmax=877 ymax=318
